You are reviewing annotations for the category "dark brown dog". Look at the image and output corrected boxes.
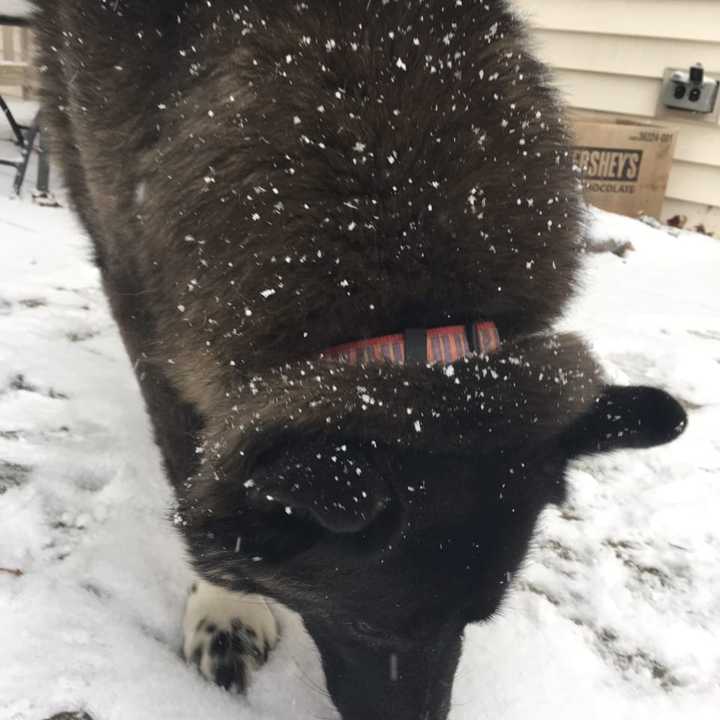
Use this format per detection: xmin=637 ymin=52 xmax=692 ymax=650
xmin=33 ymin=2 xmax=686 ymax=718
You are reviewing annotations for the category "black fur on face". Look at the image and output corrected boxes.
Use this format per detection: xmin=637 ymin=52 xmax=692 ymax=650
xmin=32 ymin=1 xmax=687 ymax=719
xmin=178 ymin=334 xmax=686 ymax=720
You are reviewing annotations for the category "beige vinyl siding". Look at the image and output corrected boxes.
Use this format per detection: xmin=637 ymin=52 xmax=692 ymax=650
xmin=533 ymin=30 xmax=720 ymax=79
xmin=515 ymin=0 xmax=720 ymax=232
xmin=0 ymin=23 xmax=32 ymax=97
xmin=520 ymin=0 xmax=720 ymax=42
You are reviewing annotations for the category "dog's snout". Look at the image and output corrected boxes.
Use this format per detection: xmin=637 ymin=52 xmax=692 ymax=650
xmin=310 ymin=623 xmax=461 ymax=720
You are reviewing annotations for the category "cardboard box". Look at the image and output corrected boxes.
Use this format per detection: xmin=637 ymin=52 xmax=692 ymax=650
xmin=570 ymin=116 xmax=678 ymax=220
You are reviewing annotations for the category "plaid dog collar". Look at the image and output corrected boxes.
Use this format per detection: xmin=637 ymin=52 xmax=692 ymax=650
xmin=320 ymin=321 xmax=500 ymax=366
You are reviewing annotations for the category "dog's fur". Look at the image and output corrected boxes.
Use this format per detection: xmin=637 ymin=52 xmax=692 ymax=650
xmin=33 ymin=2 xmax=687 ymax=718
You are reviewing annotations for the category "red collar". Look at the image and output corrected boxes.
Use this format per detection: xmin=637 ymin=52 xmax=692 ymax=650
xmin=320 ymin=321 xmax=500 ymax=366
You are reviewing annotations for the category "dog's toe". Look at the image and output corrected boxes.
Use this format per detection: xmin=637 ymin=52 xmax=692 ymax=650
xmin=183 ymin=580 xmax=278 ymax=692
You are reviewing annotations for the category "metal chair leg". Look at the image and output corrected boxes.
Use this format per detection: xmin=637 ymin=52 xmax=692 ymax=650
xmin=1 ymin=98 xmax=56 ymax=202
xmin=12 ymin=122 xmax=37 ymax=196
xmin=36 ymin=129 xmax=50 ymax=195
xmin=0 ymin=94 xmax=26 ymax=148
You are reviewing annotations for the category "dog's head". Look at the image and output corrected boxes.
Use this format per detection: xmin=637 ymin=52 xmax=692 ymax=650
xmin=179 ymin=334 xmax=686 ymax=720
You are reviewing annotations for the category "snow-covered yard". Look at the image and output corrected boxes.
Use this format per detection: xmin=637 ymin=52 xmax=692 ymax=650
xmin=0 ymin=193 xmax=718 ymax=720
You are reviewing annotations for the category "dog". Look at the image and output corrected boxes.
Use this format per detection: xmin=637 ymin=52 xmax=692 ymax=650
xmin=33 ymin=2 xmax=687 ymax=718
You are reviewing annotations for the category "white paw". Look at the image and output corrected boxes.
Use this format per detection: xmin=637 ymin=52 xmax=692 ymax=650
xmin=183 ymin=580 xmax=279 ymax=692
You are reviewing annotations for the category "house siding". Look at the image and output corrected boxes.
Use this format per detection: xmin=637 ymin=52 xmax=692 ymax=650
xmin=515 ymin=0 xmax=720 ymax=232
xmin=0 ymin=23 xmax=31 ymax=97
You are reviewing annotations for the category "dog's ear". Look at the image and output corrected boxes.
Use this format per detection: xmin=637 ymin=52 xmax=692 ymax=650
xmin=561 ymin=385 xmax=687 ymax=458
xmin=246 ymin=438 xmax=393 ymax=533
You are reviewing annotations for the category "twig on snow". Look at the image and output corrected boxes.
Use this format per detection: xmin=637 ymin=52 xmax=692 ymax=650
xmin=0 ymin=567 xmax=24 ymax=577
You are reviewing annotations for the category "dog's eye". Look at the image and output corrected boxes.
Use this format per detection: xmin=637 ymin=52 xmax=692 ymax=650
xmin=350 ymin=620 xmax=388 ymax=641
xmin=351 ymin=620 xmax=376 ymax=635
xmin=349 ymin=620 xmax=416 ymax=651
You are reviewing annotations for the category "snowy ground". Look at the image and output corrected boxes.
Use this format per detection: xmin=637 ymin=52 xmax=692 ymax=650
xmin=0 ymin=190 xmax=718 ymax=720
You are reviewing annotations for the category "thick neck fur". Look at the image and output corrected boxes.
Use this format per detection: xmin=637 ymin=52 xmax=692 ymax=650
xmin=34 ymin=0 xmax=582 ymax=412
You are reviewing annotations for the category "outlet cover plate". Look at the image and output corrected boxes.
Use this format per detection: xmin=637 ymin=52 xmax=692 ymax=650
xmin=657 ymin=68 xmax=720 ymax=124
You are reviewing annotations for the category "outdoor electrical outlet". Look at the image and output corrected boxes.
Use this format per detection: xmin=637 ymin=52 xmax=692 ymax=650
xmin=662 ymin=63 xmax=719 ymax=115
